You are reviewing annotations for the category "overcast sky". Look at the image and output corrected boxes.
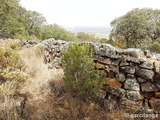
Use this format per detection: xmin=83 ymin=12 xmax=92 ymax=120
xmin=20 ymin=0 xmax=160 ymax=27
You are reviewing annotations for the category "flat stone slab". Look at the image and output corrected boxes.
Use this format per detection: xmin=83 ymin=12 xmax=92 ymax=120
xmin=102 ymin=85 xmax=126 ymax=98
xmin=105 ymin=78 xmax=122 ymax=88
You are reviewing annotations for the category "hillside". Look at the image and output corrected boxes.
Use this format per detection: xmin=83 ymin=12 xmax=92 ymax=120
xmin=65 ymin=26 xmax=112 ymax=38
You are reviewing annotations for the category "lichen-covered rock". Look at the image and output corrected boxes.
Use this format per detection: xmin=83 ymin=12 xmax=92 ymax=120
xmin=139 ymin=61 xmax=154 ymax=69
xmin=90 ymin=43 xmax=100 ymax=55
xmin=108 ymin=65 xmax=119 ymax=73
xmin=111 ymin=59 xmax=120 ymax=66
xmin=126 ymin=91 xmax=144 ymax=101
xmin=116 ymin=73 xmax=126 ymax=82
xmin=125 ymin=48 xmax=144 ymax=58
xmin=120 ymin=66 xmax=135 ymax=74
xmin=141 ymin=82 xmax=156 ymax=92
xmin=137 ymin=77 xmax=147 ymax=83
xmin=126 ymin=57 xmax=141 ymax=63
xmin=98 ymin=44 xmax=116 ymax=57
xmin=124 ymin=78 xmax=140 ymax=90
xmin=144 ymin=50 xmax=152 ymax=58
xmin=136 ymin=68 xmax=154 ymax=80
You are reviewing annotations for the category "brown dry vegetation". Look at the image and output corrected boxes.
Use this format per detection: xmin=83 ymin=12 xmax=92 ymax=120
xmin=0 ymin=40 xmax=159 ymax=120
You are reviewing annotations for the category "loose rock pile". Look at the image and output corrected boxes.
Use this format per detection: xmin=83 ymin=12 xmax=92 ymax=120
xmin=22 ymin=38 xmax=160 ymax=113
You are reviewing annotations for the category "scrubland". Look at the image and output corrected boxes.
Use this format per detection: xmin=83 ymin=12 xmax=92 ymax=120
xmin=0 ymin=39 xmax=157 ymax=120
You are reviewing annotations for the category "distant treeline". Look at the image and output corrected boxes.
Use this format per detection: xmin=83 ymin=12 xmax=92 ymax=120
xmin=0 ymin=0 xmax=99 ymax=42
xmin=0 ymin=0 xmax=71 ymax=40
xmin=0 ymin=0 xmax=160 ymax=52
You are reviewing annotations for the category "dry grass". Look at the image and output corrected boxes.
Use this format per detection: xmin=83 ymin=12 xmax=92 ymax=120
xmin=18 ymin=46 xmax=53 ymax=100
xmin=0 ymin=44 xmax=65 ymax=120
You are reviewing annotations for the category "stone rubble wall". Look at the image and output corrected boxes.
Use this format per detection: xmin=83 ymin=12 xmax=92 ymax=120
xmin=21 ymin=38 xmax=160 ymax=113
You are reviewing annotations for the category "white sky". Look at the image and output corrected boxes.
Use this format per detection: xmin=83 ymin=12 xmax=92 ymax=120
xmin=20 ymin=0 xmax=160 ymax=27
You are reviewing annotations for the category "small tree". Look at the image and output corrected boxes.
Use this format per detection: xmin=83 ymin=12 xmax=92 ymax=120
xmin=62 ymin=43 xmax=103 ymax=96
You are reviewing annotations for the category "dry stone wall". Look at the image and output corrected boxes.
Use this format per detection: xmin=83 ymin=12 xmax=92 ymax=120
xmin=91 ymin=43 xmax=160 ymax=113
xmin=22 ymin=38 xmax=160 ymax=113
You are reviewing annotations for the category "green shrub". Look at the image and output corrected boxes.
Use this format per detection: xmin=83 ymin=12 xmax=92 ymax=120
xmin=150 ymin=42 xmax=160 ymax=53
xmin=76 ymin=32 xmax=98 ymax=42
xmin=99 ymin=38 xmax=108 ymax=43
xmin=62 ymin=43 xmax=104 ymax=97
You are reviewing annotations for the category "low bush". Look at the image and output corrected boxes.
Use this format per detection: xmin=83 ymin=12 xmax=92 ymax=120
xmin=62 ymin=43 xmax=104 ymax=97
xmin=149 ymin=42 xmax=160 ymax=53
xmin=99 ymin=38 xmax=108 ymax=43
